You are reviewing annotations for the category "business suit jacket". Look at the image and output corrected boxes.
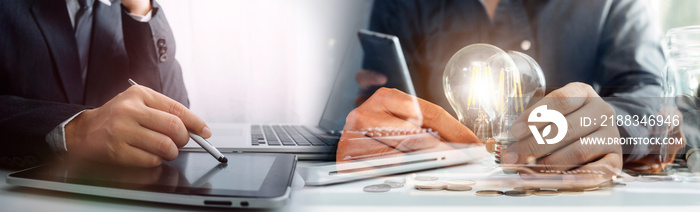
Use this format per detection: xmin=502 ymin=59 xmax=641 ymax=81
xmin=0 ymin=0 xmax=188 ymax=169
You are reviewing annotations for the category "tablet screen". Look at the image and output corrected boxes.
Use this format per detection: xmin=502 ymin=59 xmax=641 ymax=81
xmin=174 ymin=153 xmax=275 ymax=191
xmin=9 ymin=152 xmax=296 ymax=198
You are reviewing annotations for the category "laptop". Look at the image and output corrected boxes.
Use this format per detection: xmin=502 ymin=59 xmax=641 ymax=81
xmin=182 ymin=30 xmax=417 ymax=161
xmin=297 ymin=142 xmax=491 ymax=186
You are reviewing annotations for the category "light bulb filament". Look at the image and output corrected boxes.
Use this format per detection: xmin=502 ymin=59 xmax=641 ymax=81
xmin=513 ymin=68 xmax=524 ymax=112
xmin=498 ymin=71 xmax=505 ymax=114
xmin=468 ymin=66 xmax=478 ymax=107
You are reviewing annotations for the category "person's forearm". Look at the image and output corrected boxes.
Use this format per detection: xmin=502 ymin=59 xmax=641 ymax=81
xmin=46 ymin=110 xmax=86 ymax=154
xmin=0 ymin=96 xmax=90 ymax=169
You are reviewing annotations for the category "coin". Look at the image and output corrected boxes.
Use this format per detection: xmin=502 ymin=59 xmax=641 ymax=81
xmin=417 ymin=188 xmax=444 ymax=191
xmin=504 ymin=190 xmax=532 ymax=197
xmin=513 ymin=186 xmax=540 ymax=191
xmin=385 ymin=178 xmax=406 ymax=184
xmin=414 ymin=181 xmax=446 ymax=190
xmin=443 ymin=179 xmax=476 ymax=186
xmin=533 ymin=190 xmax=560 ymax=196
xmin=475 ymin=190 xmax=504 ymax=197
xmin=557 ymin=188 xmax=584 ymax=194
xmin=446 ymin=184 xmax=472 ymax=191
xmin=385 ymin=182 xmax=405 ymax=188
xmin=363 ymin=184 xmax=392 ymax=193
xmin=415 ymin=175 xmax=439 ymax=181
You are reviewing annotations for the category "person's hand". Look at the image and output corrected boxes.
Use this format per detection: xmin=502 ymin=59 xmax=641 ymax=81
xmin=121 ymin=0 xmax=152 ymax=16
xmin=355 ymin=69 xmax=388 ymax=106
xmin=356 ymin=69 xmax=388 ymax=90
xmin=502 ymin=83 xmax=623 ymax=177
xmin=337 ymin=88 xmax=481 ymax=162
xmin=65 ymin=85 xmax=211 ymax=168
xmin=337 ymin=129 xmax=450 ymax=162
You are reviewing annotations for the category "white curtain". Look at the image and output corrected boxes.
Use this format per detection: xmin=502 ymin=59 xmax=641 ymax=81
xmin=158 ymin=0 xmax=373 ymax=125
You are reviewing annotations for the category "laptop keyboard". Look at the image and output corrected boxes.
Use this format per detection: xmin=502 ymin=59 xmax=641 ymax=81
xmin=251 ymin=125 xmax=333 ymax=146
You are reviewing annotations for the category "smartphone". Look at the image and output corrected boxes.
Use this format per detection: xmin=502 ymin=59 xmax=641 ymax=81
xmin=358 ymin=29 xmax=417 ymax=96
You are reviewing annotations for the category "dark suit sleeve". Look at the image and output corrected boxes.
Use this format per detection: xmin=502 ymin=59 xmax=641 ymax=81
xmin=595 ymin=0 xmax=667 ymax=162
xmin=0 ymin=96 xmax=90 ymax=168
xmin=120 ymin=0 xmax=189 ymax=107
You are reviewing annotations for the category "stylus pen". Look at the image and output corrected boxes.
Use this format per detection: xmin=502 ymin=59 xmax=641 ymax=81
xmin=128 ymin=78 xmax=228 ymax=163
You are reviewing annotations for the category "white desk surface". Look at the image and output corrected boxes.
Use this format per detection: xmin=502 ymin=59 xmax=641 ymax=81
xmin=4 ymin=160 xmax=700 ymax=212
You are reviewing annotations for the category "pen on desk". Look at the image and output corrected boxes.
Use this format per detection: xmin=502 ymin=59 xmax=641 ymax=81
xmin=128 ymin=78 xmax=228 ymax=163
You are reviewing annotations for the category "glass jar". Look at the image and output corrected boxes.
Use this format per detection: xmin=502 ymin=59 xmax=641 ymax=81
xmin=664 ymin=26 xmax=700 ymax=97
xmin=663 ymin=26 xmax=700 ymax=172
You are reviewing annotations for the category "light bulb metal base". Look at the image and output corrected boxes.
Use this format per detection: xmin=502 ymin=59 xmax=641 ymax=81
xmin=493 ymin=137 xmax=518 ymax=175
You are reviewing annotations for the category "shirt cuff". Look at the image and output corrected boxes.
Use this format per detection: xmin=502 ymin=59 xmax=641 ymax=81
xmin=46 ymin=110 xmax=86 ymax=153
xmin=128 ymin=9 xmax=153 ymax=22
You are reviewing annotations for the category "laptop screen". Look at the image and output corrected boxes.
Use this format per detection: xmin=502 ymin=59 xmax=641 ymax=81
xmin=317 ymin=36 xmax=364 ymax=132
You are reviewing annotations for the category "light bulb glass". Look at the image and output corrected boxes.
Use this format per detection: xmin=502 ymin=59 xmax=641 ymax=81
xmin=443 ymin=44 xmax=518 ymax=142
xmin=443 ymin=44 xmax=545 ymax=159
xmin=493 ymin=51 xmax=546 ymax=144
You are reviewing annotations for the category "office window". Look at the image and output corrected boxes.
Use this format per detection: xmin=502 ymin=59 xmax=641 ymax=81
xmin=654 ymin=0 xmax=700 ymax=33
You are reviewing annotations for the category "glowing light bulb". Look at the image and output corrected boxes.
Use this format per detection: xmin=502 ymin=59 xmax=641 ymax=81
xmin=493 ymin=51 xmax=546 ymax=146
xmin=443 ymin=44 xmax=517 ymax=142
xmin=443 ymin=44 xmax=545 ymax=158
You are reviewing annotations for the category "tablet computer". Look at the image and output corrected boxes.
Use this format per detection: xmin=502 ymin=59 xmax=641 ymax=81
xmin=358 ymin=29 xmax=417 ymax=96
xmin=6 ymin=152 xmax=297 ymax=208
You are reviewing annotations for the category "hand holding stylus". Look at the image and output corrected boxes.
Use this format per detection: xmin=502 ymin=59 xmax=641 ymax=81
xmin=64 ymin=79 xmax=215 ymax=167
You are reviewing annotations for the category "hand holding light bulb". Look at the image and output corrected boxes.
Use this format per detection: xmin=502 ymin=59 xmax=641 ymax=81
xmin=442 ymin=44 xmax=621 ymax=178
xmin=501 ymin=82 xmax=623 ymax=177
xmin=443 ymin=44 xmax=545 ymax=157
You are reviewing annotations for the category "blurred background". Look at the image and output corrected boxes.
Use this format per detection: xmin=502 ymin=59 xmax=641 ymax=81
xmin=156 ymin=0 xmax=700 ymax=126
xmin=159 ymin=0 xmax=372 ymax=126
xmin=654 ymin=0 xmax=700 ymax=32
